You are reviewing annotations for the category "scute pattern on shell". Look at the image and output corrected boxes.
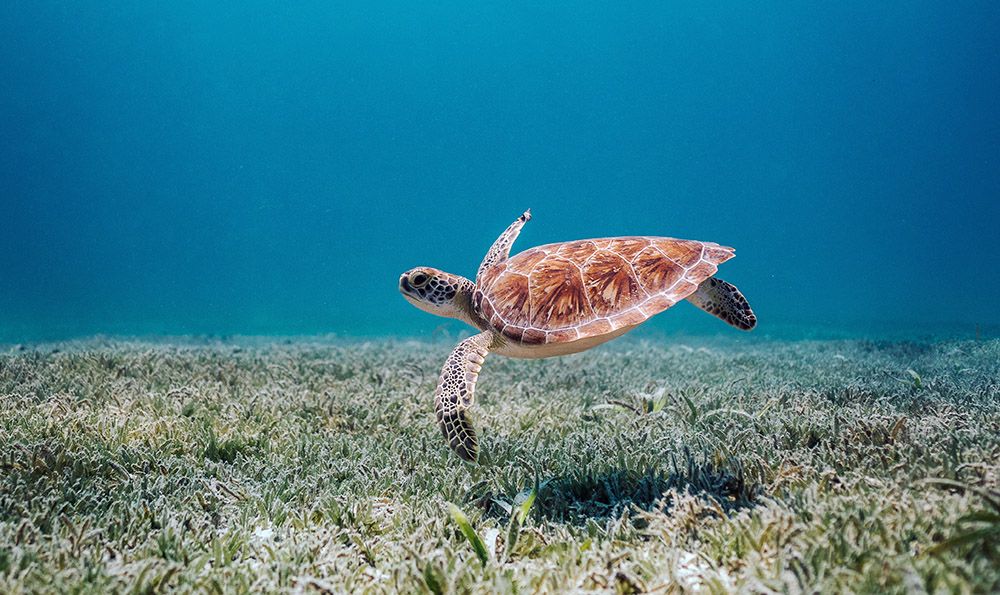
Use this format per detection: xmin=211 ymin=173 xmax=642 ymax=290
xmin=473 ymin=237 xmax=735 ymax=345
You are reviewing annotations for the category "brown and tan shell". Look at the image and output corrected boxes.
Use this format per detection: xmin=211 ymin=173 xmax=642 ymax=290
xmin=472 ymin=237 xmax=735 ymax=345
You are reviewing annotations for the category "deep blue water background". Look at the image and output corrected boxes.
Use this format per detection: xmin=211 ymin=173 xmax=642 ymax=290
xmin=2 ymin=1 xmax=999 ymax=342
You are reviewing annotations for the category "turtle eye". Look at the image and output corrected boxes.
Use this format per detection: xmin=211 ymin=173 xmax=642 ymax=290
xmin=410 ymin=272 xmax=429 ymax=287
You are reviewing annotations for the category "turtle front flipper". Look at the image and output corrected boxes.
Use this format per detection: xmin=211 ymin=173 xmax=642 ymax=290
xmin=476 ymin=209 xmax=531 ymax=282
xmin=687 ymin=277 xmax=757 ymax=330
xmin=435 ymin=331 xmax=494 ymax=461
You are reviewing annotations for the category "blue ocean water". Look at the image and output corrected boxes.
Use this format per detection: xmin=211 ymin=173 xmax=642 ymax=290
xmin=2 ymin=2 xmax=998 ymax=343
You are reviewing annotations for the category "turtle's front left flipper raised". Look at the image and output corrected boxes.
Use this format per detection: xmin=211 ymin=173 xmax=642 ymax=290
xmin=476 ymin=209 xmax=531 ymax=282
xmin=435 ymin=331 xmax=494 ymax=461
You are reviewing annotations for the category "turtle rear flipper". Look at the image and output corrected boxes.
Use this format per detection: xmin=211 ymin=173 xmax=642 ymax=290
xmin=687 ymin=277 xmax=757 ymax=330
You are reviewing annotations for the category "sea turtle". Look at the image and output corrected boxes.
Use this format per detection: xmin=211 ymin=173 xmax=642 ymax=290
xmin=399 ymin=210 xmax=756 ymax=461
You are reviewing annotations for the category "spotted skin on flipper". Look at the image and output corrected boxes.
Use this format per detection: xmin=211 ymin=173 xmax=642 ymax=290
xmin=686 ymin=277 xmax=757 ymax=330
xmin=476 ymin=210 xmax=531 ymax=283
xmin=434 ymin=331 xmax=493 ymax=462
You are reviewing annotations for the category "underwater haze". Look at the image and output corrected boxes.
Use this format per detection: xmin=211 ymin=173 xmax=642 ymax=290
xmin=2 ymin=1 xmax=999 ymax=342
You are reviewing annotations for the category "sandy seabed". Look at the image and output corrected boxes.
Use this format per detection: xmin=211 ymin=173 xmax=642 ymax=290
xmin=1 ymin=337 xmax=998 ymax=593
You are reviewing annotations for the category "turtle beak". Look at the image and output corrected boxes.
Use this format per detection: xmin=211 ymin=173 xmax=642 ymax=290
xmin=399 ymin=273 xmax=412 ymax=294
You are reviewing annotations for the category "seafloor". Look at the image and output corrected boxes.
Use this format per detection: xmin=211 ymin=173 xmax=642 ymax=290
xmin=1 ymin=337 xmax=998 ymax=593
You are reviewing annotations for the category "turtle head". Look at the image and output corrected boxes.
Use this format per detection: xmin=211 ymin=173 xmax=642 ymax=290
xmin=399 ymin=267 xmax=476 ymax=322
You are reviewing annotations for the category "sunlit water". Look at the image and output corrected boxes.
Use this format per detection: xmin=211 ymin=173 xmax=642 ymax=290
xmin=2 ymin=2 xmax=998 ymax=344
